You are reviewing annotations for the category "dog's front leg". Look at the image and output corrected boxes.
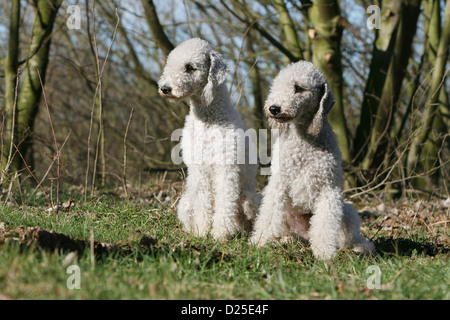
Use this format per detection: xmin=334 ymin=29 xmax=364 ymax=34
xmin=210 ymin=165 xmax=241 ymax=240
xmin=178 ymin=166 xmax=213 ymax=236
xmin=250 ymin=176 xmax=289 ymax=246
xmin=308 ymin=186 xmax=344 ymax=260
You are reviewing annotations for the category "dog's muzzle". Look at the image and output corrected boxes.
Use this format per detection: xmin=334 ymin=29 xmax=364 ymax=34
xmin=269 ymin=105 xmax=281 ymax=116
xmin=160 ymin=85 xmax=172 ymax=95
xmin=159 ymin=85 xmax=181 ymax=100
xmin=267 ymin=105 xmax=293 ymax=122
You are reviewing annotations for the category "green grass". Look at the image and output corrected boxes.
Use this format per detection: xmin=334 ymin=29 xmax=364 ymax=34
xmin=0 ymin=194 xmax=449 ymax=300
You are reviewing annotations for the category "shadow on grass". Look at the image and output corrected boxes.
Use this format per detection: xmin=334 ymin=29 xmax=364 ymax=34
xmin=0 ymin=225 xmax=232 ymax=266
xmin=373 ymin=236 xmax=449 ymax=257
xmin=4 ymin=225 xmax=448 ymax=265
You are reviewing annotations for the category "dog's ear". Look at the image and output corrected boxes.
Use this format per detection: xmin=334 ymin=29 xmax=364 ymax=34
xmin=203 ymin=49 xmax=229 ymax=105
xmin=307 ymin=82 xmax=335 ymax=137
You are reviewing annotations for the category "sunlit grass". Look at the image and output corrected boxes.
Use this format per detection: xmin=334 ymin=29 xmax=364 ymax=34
xmin=0 ymin=194 xmax=448 ymax=300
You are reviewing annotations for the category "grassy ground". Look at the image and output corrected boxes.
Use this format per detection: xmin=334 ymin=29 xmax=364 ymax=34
xmin=0 ymin=183 xmax=449 ymax=300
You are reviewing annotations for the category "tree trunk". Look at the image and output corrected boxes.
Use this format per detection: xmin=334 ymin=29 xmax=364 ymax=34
xmin=246 ymin=32 xmax=266 ymax=130
xmin=273 ymin=0 xmax=303 ymax=63
xmin=142 ymin=0 xmax=174 ymax=56
xmin=406 ymin=0 xmax=450 ymax=180
xmin=308 ymin=0 xmax=350 ymax=163
xmin=397 ymin=0 xmax=441 ymax=188
xmin=1 ymin=0 xmax=21 ymax=172
xmin=15 ymin=0 xmax=62 ymax=170
xmin=352 ymin=0 xmax=403 ymax=165
xmin=360 ymin=0 xmax=422 ymax=171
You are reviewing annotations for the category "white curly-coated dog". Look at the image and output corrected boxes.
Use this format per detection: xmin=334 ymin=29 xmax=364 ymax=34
xmin=251 ymin=61 xmax=375 ymax=260
xmin=158 ymin=38 xmax=260 ymax=240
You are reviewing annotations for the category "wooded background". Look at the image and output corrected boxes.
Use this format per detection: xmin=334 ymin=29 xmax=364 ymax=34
xmin=0 ymin=0 xmax=449 ymax=202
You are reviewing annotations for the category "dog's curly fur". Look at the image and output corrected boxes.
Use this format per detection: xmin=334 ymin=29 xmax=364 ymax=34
xmin=158 ymin=38 xmax=260 ymax=240
xmin=250 ymin=61 xmax=375 ymax=260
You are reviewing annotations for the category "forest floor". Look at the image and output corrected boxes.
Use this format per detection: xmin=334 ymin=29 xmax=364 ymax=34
xmin=0 ymin=176 xmax=449 ymax=300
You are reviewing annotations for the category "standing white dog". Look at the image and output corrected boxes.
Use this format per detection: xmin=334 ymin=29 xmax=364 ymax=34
xmin=158 ymin=38 xmax=260 ymax=240
xmin=251 ymin=61 xmax=374 ymax=260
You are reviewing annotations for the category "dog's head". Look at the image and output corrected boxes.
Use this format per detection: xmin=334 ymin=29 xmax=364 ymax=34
xmin=158 ymin=38 xmax=229 ymax=105
xmin=264 ymin=61 xmax=334 ymax=136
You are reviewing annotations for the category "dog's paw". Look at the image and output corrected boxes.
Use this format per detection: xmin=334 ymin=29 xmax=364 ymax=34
xmin=249 ymin=233 xmax=269 ymax=247
xmin=310 ymin=243 xmax=337 ymax=260
xmin=210 ymin=225 xmax=235 ymax=241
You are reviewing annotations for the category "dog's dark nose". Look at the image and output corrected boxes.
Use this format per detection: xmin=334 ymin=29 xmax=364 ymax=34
xmin=160 ymin=85 xmax=172 ymax=95
xmin=269 ymin=105 xmax=281 ymax=115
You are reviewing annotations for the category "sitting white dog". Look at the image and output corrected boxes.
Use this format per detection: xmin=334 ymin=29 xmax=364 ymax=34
xmin=251 ymin=61 xmax=375 ymax=260
xmin=158 ymin=38 xmax=260 ymax=240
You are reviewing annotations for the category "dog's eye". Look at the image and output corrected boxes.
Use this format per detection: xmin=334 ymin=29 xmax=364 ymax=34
xmin=294 ymin=85 xmax=306 ymax=93
xmin=185 ymin=64 xmax=196 ymax=73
